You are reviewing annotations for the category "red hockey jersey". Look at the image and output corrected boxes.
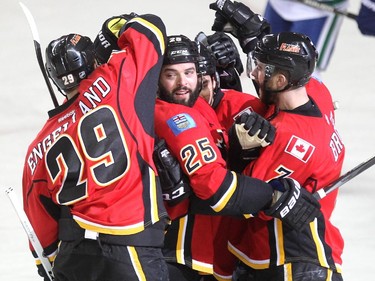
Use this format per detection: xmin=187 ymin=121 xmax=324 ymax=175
xmin=22 ymin=15 xmax=168 ymax=263
xmin=214 ymin=78 xmax=345 ymax=279
xmin=155 ymin=96 xmax=273 ymax=274
xmin=212 ymin=89 xmax=267 ymax=131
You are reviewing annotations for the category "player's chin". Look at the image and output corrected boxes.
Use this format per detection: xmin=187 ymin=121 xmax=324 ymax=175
xmin=173 ymin=94 xmax=190 ymax=106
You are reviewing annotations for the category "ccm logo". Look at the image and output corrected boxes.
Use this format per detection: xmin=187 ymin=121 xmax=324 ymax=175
xmin=280 ymin=184 xmax=301 ymax=218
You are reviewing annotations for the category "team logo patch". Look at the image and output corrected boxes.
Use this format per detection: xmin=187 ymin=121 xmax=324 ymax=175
xmin=285 ymin=135 xmax=315 ymax=163
xmin=167 ymin=113 xmax=196 ymax=136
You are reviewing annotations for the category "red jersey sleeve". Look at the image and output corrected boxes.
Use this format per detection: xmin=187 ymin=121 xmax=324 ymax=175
xmin=155 ymin=99 xmax=228 ymax=201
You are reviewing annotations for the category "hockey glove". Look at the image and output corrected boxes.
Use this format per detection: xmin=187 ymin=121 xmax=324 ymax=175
xmin=195 ymin=31 xmax=243 ymax=91
xmin=209 ymin=0 xmax=271 ymax=53
xmin=37 ymin=263 xmax=52 ymax=281
xmin=207 ymin=32 xmax=244 ymax=74
xmin=230 ymin=112 xmax=276 ymax=150
xmin=153 ymin=139 xmax=191 ymax=206
xmin=94 ymin=13 xmax=138 ymax=64
xmin=217 ymin=67 xmax=243 ymax=91
xmin=264 ymin=178 xmax=321 ymax=231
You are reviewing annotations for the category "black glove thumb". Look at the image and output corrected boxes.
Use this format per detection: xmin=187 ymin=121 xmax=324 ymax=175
xmin=212 ymin=12 xmax=228 ymax=31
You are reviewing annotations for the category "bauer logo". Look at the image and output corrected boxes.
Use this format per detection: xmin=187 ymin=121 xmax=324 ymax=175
xmin=285 ymin=135 xmax=315 ymax=163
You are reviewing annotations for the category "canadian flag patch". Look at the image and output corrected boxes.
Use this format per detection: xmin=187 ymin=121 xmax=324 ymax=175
xmin=285 ymin=135 xmax=315 ymax=163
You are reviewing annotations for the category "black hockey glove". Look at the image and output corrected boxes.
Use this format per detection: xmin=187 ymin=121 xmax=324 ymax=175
xmin=207 ymin=32 xmax=244 ymax=73
xmin=37 ymin=263 xmax=53 ymax=280
xmin=264 ymin=178 xmax=321 ymax=231
xmin=153 ymin=139 xmax=191 ymax=206
xmin=217 ymin=67 xmax=243 ymax=92
xmin=209 ymin=0 xmax=271 ymax=53
xmin=227 ymin=112 xmax=274 ymax=172
xmin=195 ymin=31 xmax=243 ymax=92
xmin=94 ymin=13 xmax=138 ymax=64
xmin=230 ymin=112 xmax=276 ymax=150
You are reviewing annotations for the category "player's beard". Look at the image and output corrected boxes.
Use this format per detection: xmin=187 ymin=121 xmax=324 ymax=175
xmin=254 ymin=79 xmax=278 ymax=105
xmin=158 ymin=84 xmax=200 ymax=107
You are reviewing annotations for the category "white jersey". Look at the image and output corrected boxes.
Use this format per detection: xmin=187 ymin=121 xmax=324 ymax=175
xmin=268 ymin=0 xmax=348 ymax=21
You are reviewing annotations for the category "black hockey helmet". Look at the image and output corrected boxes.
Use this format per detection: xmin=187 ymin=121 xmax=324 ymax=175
xmin=45 ymin=34 xmax=96 ymax=91
xmin=163 ymin=35 xmax=199 ymax=65
xmin=253 ymin=32 xmax=318 ymax=87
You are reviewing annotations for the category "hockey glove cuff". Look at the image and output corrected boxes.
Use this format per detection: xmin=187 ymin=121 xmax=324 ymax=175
xmin=264 ymin=178 xmax=321 ymax=231
xmin=209 ymin=0 xmax=271 ymax=53
xmin=94 ymin=13 xmax=138 ymax=64
xmin=217 ymin=67 xmax=243 ymax=91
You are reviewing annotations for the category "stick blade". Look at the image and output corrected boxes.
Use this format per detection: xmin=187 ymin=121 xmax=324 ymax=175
xmin=19 ymin=2 xmax=40 ymax=43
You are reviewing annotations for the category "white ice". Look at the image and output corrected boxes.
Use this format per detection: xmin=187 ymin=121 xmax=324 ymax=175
xmin=0 ymin=0 xmax=374 ymax=280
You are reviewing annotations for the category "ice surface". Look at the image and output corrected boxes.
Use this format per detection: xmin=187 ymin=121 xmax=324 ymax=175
xmin=1 ymin=0 xmax=374 ymax=280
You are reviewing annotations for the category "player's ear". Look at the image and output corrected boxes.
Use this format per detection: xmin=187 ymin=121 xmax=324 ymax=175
xmin=275 ymin=72 xmax=288 ymax=89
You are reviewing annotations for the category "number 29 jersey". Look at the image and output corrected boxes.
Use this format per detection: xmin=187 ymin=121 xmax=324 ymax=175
xmin=22 ymin=14 xmax=168 ymax=259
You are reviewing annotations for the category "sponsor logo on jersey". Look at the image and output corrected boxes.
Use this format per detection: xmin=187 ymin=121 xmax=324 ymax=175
xmin=167 ymin=113 xmax=196 ymax=136
xmin=285 ymin=135 xmax=315 ymax=163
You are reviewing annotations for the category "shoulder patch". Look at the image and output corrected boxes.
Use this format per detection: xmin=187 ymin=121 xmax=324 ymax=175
xmin=285 ymin=135 xmax=315 ymax=163
xmin=167 ymin=113 xmax=196 ymax=136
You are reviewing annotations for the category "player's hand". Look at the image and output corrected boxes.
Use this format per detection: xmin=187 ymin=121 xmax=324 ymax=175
xmin=153 ymin=139 xmax=191 ymax=206
xmin=231 ymin=112 xmax=276 ymax=150
xmin=209 ymin=0 xmax=270 ymax=53
xmin=195 ymin=31 xmax=243 ymax=91
xmin=94 ymin=13 xmax=138 ymax=64
xmin=265 ymin=178 xmax=321 ymax=231
xmin=217 ymin=67 xmax=242 ymax=91
xmin=207 ymin=32 xmax=243 ymax=73
xmin=37 ymin=263 xmax=53 ymax=280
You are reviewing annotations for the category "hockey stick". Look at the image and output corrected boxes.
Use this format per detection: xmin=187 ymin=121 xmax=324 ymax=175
xmin=295 ymin=0 xmax=358 ymax=20
xmin=19 ymin=2 xmax=59 ymax=108
xmin=313 ymin=155 xmax=375 ymax=200
xmin=5 ymin=187 xmax=54 ymax=280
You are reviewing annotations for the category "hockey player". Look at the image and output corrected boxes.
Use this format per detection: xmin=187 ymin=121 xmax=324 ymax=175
xmin=195 ymin=32 xmax=275 ymax=173
xmin=154 ymin=34 xmax=321 ymax=281
xmin=195 ymin=32 xmax=268 ymax=132
xmin=210 ymin=1 xmax=346 ymax=280
xmin=22 ymin=14 xmax=170 ymax=280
